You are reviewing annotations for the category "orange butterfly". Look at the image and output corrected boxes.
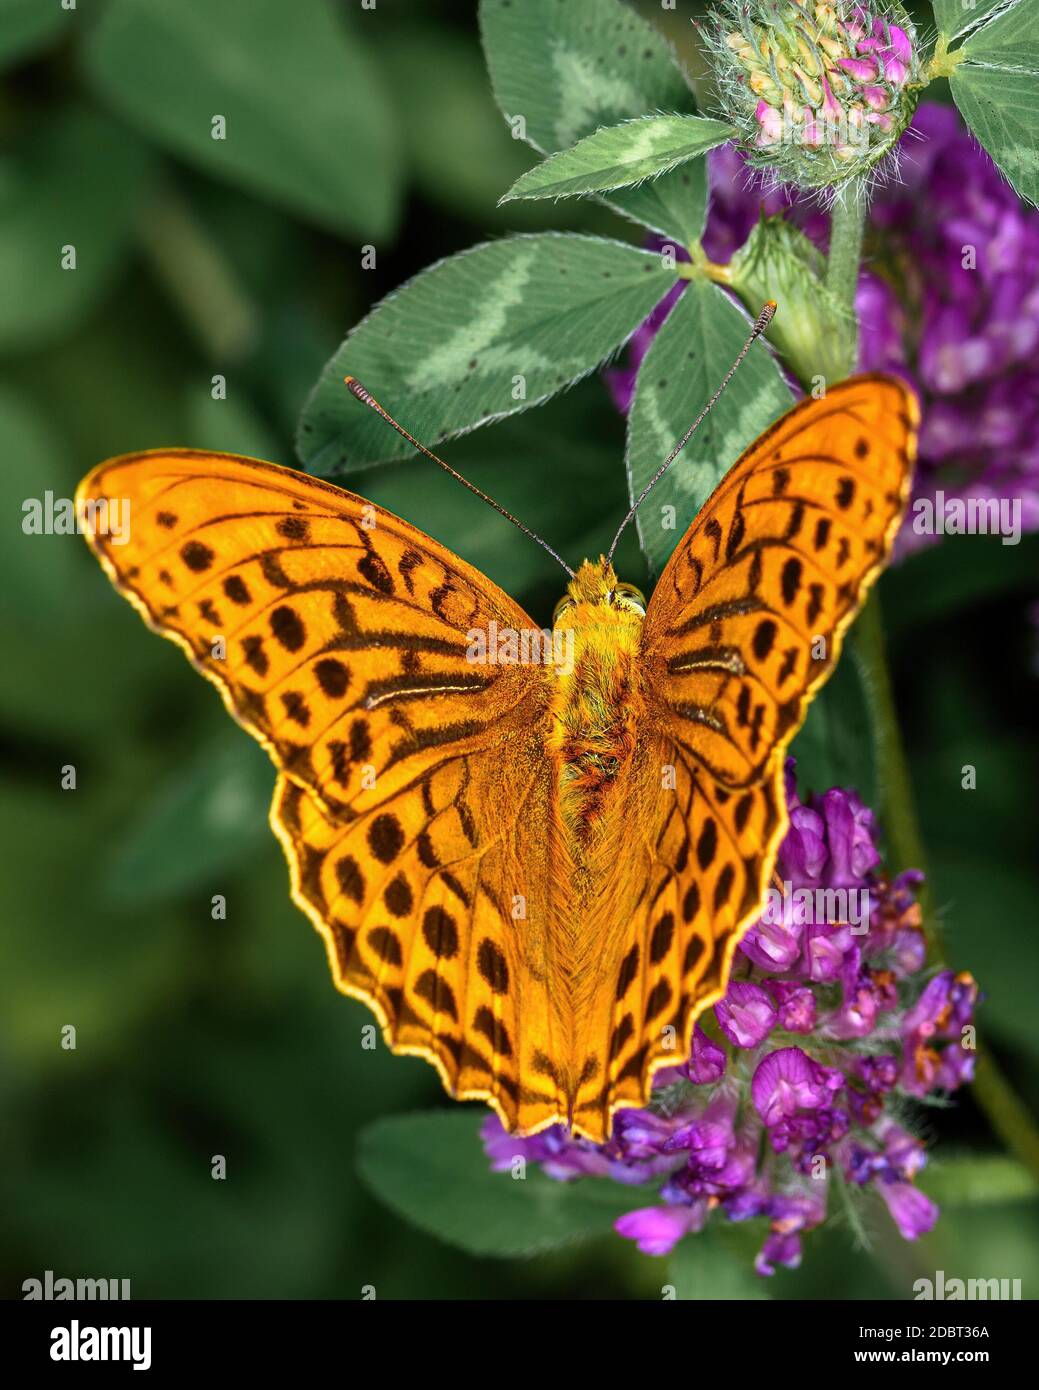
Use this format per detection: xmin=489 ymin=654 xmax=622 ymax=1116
xmin=77 ymin=354 xmax=916 ymax=1143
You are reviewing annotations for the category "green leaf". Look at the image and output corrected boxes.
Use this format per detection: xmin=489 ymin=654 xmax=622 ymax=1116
xmin=607 ymin=159 xmax=711 ymax=248
xmin=932 ymin=0 xmax=1019 ymax=44
xmin=668 ymin=1227 xmax=770 ymax=1299
xmin=0 ymin=108 xmax=154 ymax=352
xmin=480 ymin=0 xmax=692 ymax=155
xmin=501 ymin=115 xmax=734 ymax=202
xmin=83 ymin=0 xmax=401 ymax=239
xmin=480 ymin=0 xmax=706 ymax=243
xmin=951 ymin=61 xmax=1039 ymax=206
xmin=960 ymin=0 xmax=1039 ymax=71
xmin=624 ymin=278 xmax=792 ymax=574
xmin=922 ymin=1154 xmax=1039 ymax=1208
xmin=0 ymin=0 xmax=70 ymax=69
xmin=357 ymin=1111 xmax=640 ymax=1257
xmin=296 ymin=233 xmax=677 ymax=476
xmin=103 ymin=735 xmax=275 ymax=906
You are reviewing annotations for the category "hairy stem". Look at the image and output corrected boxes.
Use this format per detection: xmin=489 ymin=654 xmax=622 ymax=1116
xmin=825 ymin=178 xmax=866 ymax=378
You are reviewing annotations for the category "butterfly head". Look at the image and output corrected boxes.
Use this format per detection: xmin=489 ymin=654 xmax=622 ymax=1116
xmin=552 ymin=558 xmax=647 ymax=627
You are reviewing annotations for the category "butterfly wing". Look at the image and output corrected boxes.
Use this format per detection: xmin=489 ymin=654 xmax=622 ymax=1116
xmin=570 ymin=376 xmax=918 ymax=1131
xmin=77 ymin=450 xmax=569 ymax=1133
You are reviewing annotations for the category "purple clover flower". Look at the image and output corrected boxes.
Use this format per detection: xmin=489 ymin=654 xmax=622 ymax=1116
xmin=606 ymin=103 xmax=1039 ymax=556
xmin=480 ymin=761 xmax=979 ymax=1274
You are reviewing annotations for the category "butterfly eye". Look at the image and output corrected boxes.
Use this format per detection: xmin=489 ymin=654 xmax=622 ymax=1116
xmin=553 ymin=595 xmax=576 ymax=625
xmin=611 ymin=582 xmax=647 ymax=615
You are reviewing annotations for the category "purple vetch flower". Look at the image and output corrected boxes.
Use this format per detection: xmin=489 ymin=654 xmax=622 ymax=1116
xmin=740 ymin=897 xmax=804 ymax=974
xmin=858 ymin=103 xmax=1039 ymax=556
xmin=876 ymin=1179 xmax=939 ymax=1241
xmin=481 ymin=760 xmax=979 ymax=1276
xmin=615 ymin=1203 xmax=705 ymax=1257
xmin=770 ymin=981 xmax=817 ymax=1033
xmin=754 ymin=1187 xmax=829 ymax=1274
xmin=900 ymin=969 xmax=979 ymax=1096
xmin=751 ymin=1047 xmax=842 ymax=1127
xmin=715 ymin=981 xmax=777 ymax=1048
xmin=681 ymin=1023 xmax=727 ymax=1084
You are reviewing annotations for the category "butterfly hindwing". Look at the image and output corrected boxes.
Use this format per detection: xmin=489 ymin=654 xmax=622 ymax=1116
xmin=569 ymin=732 xmax=784 ymax=1133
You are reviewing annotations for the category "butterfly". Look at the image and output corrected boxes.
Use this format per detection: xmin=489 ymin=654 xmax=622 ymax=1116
xmin=77 ymin=363 xmax=916 ymax=1143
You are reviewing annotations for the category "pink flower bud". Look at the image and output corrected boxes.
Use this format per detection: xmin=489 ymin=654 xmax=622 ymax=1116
xmin=886 ymin=23 xmax=913 ymax=61
xmin=839 ymin=56 xmax=879 ymax=81
xmin=755 ymin=99 xmax=784 ymax=145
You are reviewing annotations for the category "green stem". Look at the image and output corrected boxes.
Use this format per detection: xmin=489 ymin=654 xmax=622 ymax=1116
xmin=851 ymin=597 xmax=935 ymax=940
xmin=825 ymin=177 xmax=1039 ymax=1182
xmin=825 ymin=177 xmax=866 ymax=378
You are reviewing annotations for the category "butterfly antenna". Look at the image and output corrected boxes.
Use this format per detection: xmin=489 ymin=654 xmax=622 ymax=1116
xmin=603 ymin=301 xmax=777 ymax=570
xmin=344 ymin=377 xmax=575 ymax=578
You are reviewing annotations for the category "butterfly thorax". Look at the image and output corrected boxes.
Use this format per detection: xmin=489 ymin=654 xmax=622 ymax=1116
xmin=547 ymin=560 xmax=647 ymax=844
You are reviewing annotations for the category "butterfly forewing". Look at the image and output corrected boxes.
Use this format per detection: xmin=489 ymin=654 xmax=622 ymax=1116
xmin=77 ymin=450 xmax=569 ymax=1133
xmin=643 ymin=378 xmax=917 ymax=783
xmin=574 ymin=378 xmax=918 ymax=1129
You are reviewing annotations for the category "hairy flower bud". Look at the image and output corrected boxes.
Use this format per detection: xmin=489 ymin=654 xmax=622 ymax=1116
xmin=726 ymin=214 xmax=853 ymax=383
xmin=704 ymin=1 xmax=921 ymax=189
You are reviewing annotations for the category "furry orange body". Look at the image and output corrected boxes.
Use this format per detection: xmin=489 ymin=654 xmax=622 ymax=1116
xmin=547 ymin=561 xmax=644 ymax=843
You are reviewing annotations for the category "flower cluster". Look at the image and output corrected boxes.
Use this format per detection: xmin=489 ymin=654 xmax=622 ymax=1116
xmin=607 ymin=104 xmax=1039 ymax=557
xmin=704 ymin=1 xmax=921 ymax=188
xmin=482 ymin=762 xmax=978 ymax=1274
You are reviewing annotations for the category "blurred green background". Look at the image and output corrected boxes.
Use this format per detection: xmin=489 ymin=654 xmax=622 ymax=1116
xmin=2 ymin=0 xmax=1037 ymax=1299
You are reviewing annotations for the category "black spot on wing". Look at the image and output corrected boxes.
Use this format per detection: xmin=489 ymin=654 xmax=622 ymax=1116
xmin=270 ymin=605 xmax=306 ymax=651
xmin=181 ymin=541 xmax=214 ymax=572
xmin=477 ymin=939 xmax=510 ymax=995
xmin=368 ymin=814 xmax=404 ymax=864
